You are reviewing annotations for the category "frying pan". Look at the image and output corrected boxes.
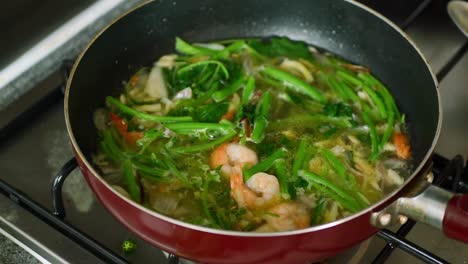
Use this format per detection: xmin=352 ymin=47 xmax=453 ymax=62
xmin=64 ymin=0 xmax=468 ymax=263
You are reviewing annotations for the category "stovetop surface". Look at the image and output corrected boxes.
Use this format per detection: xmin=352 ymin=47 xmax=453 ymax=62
xmin=0 ymin=0 xmax=467 ymax=263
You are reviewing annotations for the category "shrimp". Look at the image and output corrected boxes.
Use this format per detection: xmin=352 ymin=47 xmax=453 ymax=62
xmin=230 ymin=169 xmax=280 ymax=210
xmin=394 ymin=132 xmax=411 ymax=160
xmin=210 ymin=143 xmax=258 ymax=177
xmin=256 ymin=202 xmax=311 ymax=232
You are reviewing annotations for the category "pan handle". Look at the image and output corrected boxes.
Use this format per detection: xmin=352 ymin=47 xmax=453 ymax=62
xmin=443 ymin=194 xmax=468 ymax=242
xmin=371 ymin=178 xmax=468 ymax=243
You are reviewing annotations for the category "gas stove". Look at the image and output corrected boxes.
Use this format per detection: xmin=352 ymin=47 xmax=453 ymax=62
xmin=0 ymin=0 xmax=467 ymax=263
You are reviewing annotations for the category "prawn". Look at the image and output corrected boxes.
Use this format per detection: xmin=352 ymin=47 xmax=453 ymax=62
xmin=210 ymin=143 xmax=258 ymax=177
xmin=256 ymin=202 xmax=311 ymax=232
xmin=230 ymin=168 xmax=280 ymax=210
xmin=394 ymin=132 xmax=411 ymax=159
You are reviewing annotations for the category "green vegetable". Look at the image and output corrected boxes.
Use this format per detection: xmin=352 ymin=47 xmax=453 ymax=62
xmin=175 ymin=37 xmax=217 ymax=55
xmin=211 ymin=75 xmax=247 ymax=102
xmin=312 ymin=197 xmax=326 ymax=224
xmin=319 ymin=149 xmax=347 ymax=182
xmin=193 ymin=103 xmax=229 ymax=122
xmin=323 ymin=102 xmax=353 ymax=118
xmin=177 ymin=60 xmax=229 ymax=80
xmin=106 ymin=96 xmax=192 ymax=123
xmin=335 ymin=80 xmax=361 ymax=103
xmin=251 ymin=92 xmax=271 ymax=143
xmin=242 ymin=76 xmax=256 ymax=105
xmin=201 ymin=171 xmax=221 ymax=228
xmin=379 ymin=89 xmax=396 ymax=149
xmin=170 ymin=129 xmax=237 ymax=153
xmin=248 ymin=37 xmax=314 ymax=60
xmin=101 ymin=129 xmax=127 ymax=162
xmin=274 ymin=159 xmax=291 ymax=199
xmin=358 ymin=72 xmax=400 ymax=119
xmin=136 ymin=129 xmax=163 ymax=153
xmin=244 ymin=149 xmax=286 ymax=180
xmin=123 ymin=160 xmax=141 ymax=202
xmin=336 ymin=70 xmax=362 ymax=87
xmin=121 ymin=239 xmax=137 ymax=253
xmin=261 ymin=66 xmax=326 ymax=103
xmin=292 ymin=138 xmax=308 ymax=179
xmin=361 ymin=85 xmax=387 ymax=119
xmin=361 ymin=109 xmax=379 ymax=161
xmin=298 ymin=170 xmax=362 ymax=212
xmin=165 ymin=122 xmax=234 ymax=136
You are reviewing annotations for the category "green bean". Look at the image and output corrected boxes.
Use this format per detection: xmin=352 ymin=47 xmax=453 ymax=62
xmin=211 ymin=75 xmax=247 ymax=102
xmin=165 ymin=122 xmax=235 ymax=135
xmin=336 ymin=70 xmax=362 ymax=87
xmin=361 ymin=85 xmax=387 ymax=119
xmin=123 ymin=160 xmax=141 ymax=202
xmin=251 ymin=92 xmax=271 ymax=143
xmin=242 ymin=76 xmax=256 ymax=105
xmin=101 ymin=129 xmax=126 ymax=162
xmin=292 ymin=138 xmax=308 ymax=179
xmin=170 ymin=129 xmax=237 ymax=153
xmin=175 ymin=37 xmax=217 ymax=55
xmin=244 ymin=149 xmax=286 ymax=180
xmin=106 ymin=97 xmax=192 ymax=123
xmin=361 ymin=109 xmax=379 ymax=161
xmin=319 ymin=149 xmax=369 ymax=207
xmin=312 ymin=197 xmax=327 ymax=224
xmin=177 ymin=60 xmax=229 ymax=79
xmin=336 ymin=81 xmax=361 ymax=103
xmin=357 ymin=72 xmax=400 ymax=119
xmin=320 ymin=149 xmax=347 ymax=182
xmin=298 ymin=170 xmax=361 ymax=212
xmin=379 ymin=89 xmax=396 ymax=149
xmin=274 ymin=159 xmax=290 ymax=199
xmin=261 ymin=66 xmax=326 ymax=103
xmin=132 ymin=161 xmax=169 ymax=178
xmin=270 ymin=114 xmax=352 ymax=130
xmin=326 ymin=76 xmax=349 ymax=100
xmin=225 ymin=40 xmax=246 ymax=51
xmin=251 ymin=117 xmax=267 ymax=143
xmin=201 ymin=177 xmax=218 ymax=227
xmin=158 ymin=154 xmax=190 ymax=185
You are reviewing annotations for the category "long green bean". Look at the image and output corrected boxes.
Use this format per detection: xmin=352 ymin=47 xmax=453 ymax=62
xmin=251 ymin=92 xmax=271 ymax=143
xmin=298 ymin=170 xmax=361 ymax=212
xmin=320 ymin=148 xmax=347 ymax=182
xmin=357 ymin=72 xmax=400 ymax=119
xmin=170 ymin=130 xmax=237 ymax=153
xmin=361 ymin=85 xmax=387 ymax=119
xmin=292 ymin=138 xmax=308 ymax=179
xmin=212 ymin=75 xmax=247 ymax=102
xmin=274 ymin=159 xmax=290 ymax=199
xmin=175 ymin=37 xmax=217 ymax=55
xmin=379 ymin=89 xmax=396 ymax=149
xmin=261 ymin=66 xmax=326 ymax=103
xmin=244 ymin=149 xmax=286 ymax=180
xmin=336 ymin=70 xmax=362 ymax=87
xmin=123 ymin=160 xmax=141 ymax=202
xmin=165 ymin=122 xmax=235 ymax=135
xmin=361 ymin=109 xmax=379 ymax=161
xmin=242 ymin=76 xmax=256 ymax=105
xmin=101 ymin=129 xmax=126 ymax=162
xmin=106 ymin=97 xmax=192 ymax=123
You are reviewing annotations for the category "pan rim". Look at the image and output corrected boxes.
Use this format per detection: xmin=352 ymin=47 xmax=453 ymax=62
xmin=64 ymin=0 xmax=442 ymax=237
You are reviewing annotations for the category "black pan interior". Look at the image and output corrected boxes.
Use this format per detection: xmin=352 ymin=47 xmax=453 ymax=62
xmin=67 ymin=0 xmax=439 ymax=175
